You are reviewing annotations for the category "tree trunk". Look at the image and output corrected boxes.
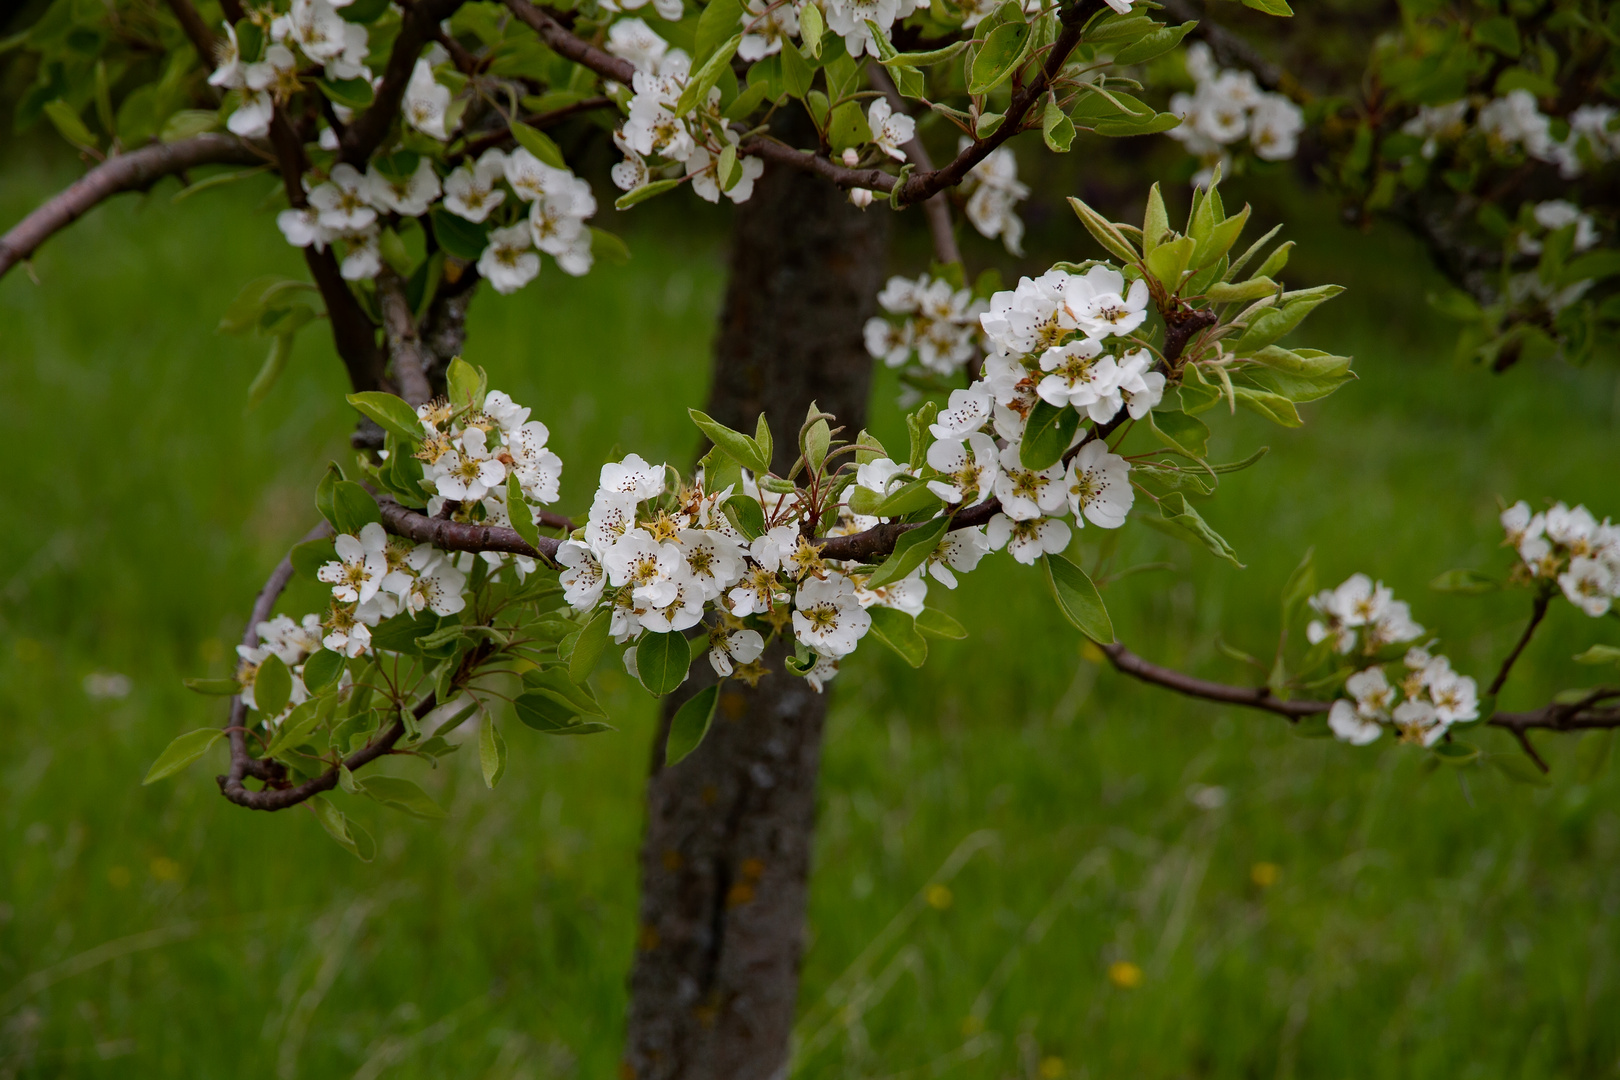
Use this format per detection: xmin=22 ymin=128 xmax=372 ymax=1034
xmin=622 ymin=134 xmax=889 ymax=1080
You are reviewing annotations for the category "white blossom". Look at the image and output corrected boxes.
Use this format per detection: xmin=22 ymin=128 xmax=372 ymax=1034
xmin=339 ymin=226 xmax=382 ymax=281
xmin=309 ymin=163 xmax=377 ymax=231
xmin=604 ymin=530 xmax=688 ymax=609
xmin=927 ymin=526 xmax=990 ymax=588
xmin=963 ymin=143 xmax=1029 ymax=255
xmin=1560 ymin=556 xmax=1616 ymax=617
xmin=994 ymin=443 xmax=1067 ymax=520
xmin=1068 ymin=266 xmax=1151 ymax=341
xmin=709 ymin=626 xmax=765 ymax=676
xmin=925 ymin=431 xmax=997 ymax=505
xmin=738 ymin=0 xmax=800 ymax=61
xmin=477 ymin=224 xmax=541 ymax=294
xmin=930 ymin=384 xmax=994 ymax=439
xmin=987 ymin=514 xmax=1071 ymax=565
xmin=559 ymin=540 xmax=606 ymax=610
xmin=318 ymin=523 xmax=389 ymax=604
xmin=867 ymin=98 xmax=915 ymax=161
xmin=1064 ymin=441 xmax=1133 ymax=528
xmin=1328 ymin=699 xmax=1382 ymax=745
xmin=366 ymin=157 xmax=441 ymax=217
xmin=403 ymin=58 xmax=452 ymax=140
xmin=443 ymin=149 xmax=508 ymax=222
xmin=600 ymin=453 xmax=667 ymax=501
xmin=1037 ymin=338 xmax=1119 ymax=415
xmin=792 ymin=573 xmax=871 ymax=657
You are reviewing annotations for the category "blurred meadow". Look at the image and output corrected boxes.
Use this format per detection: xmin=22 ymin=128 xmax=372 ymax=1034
xmin=2 ymin=139 xmax=1619 ymax=1079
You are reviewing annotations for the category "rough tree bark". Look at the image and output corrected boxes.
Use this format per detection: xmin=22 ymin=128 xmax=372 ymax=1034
xmin=622 ymin=128 xmax=890 ymax=1079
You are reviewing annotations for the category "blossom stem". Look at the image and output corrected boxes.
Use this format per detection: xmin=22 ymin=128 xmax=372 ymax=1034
xmin=1487 ymin=589 xmax=1551 ymax=696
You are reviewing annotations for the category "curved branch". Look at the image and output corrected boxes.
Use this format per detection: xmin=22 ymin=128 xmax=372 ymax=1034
xmin=0 ymin=134 xmax=265 ymax=280
xmin=220 ymin=521 xmax=334 ymax=790
xmin=375 ymin=494 xmax=566 ymax=558
xmin=162 ymin=0 xmax=221 ymax=67
xmin=502 ymin=0 xmax=637 ymax=84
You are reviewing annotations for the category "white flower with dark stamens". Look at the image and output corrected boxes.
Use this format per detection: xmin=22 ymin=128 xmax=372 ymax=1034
xmin=309 ymin=163 xmax=377 ymax=231
xmin=1426 ymin=665 xmax=1479 ymax=724
xmin=867 ymin=98 xmax=915 ymax=161
xmin=1249 ymin=94 xmax=1304 ymax=161
xmin=600 ymin=453 xmax=666 ymax=500
xmin=677 ymin=529 xmax=746 ymax=600
xmin=605 ymin=530 xmax=689 ymax=609
xmin=339 ymin=226 xmax=381 ymax=281
xmin=994 ymin=444 xmax=1067 ymax=521
xmin=482 ymin=390 xmax=530 ymax=432
xmin=963 ymin=144 xmax=1029 ymax=255
xmin=210 ymin=21 xmax=246 ymax=89
xmin=1363 ymin=599 xmax=1423 ymax=651
xmin=927 ymin=526 xmax=990 ymax=588
xmin=792 ymin=573 xmax=871 ymax=657
xmin=979 ymin=270 xmax=1078 ymax=358
xmin=443 ymin=150 xmax=508 ymax=222
xmin=509 ymin=421 xmax=562 ymax=503
xmin=586 ymin=490 xmax=640 ymax=554
xmin=926 ymin=432 xmax=997 ymax=505
xmin=855 ymin=572 xmax=927 ymax=616
xmin=729 ymin=564 xmax=786 ymax=617
xmin=393 ymin=545 xmax=468 ymax=616
xmin=639 ymin=575 xmax=707 ymax=633
xmin=558 ymin=540 xmax=605 ymax=610
xmin=1065 ymin=442 xmax=1133 ymax=528
xmin=804 ymin=653 xmax=839 ymax=692
xmin=1329 ymin=699 xmax=1382 ymax=745
xmin=1546 ymin=502 xmax=1599 ymax=554
xmin=750 ymin=524 xmax=801 ymax=574
xmin=611 ymin=131 xmax=650 ymax=193
xmin=864 ymin=317 xmax=913 ymax=367
xmin=737 ymin=0 xmax=800 ymax=61
xmin=322 ymin=604 xmax=372 ymax=657
xmin=403 ymin=58 xmax=452 ymax=140
xmin=987 ymin=514 xmax=1071 ymax=565
xmin=856 ymin=457 xmax=912 ymax=498
xmin=1345 ymin=666 xmax=1394 ymax=719
xmin=877 ymin=276 xmax=923 ymax=313
xmin=477 ymin=224 xmax=541 ymax=294
xmin=607 ymin=17 xmax=672 ymax=72
xmin=366 ymin=157 xmax=441 ymax=217
xmin=228 ymin=88 xmax=276 ymax=137
xmin=1500 ymin=500 xmax=1542 ymax=548
xmin=1037 ymin=338 xmax=1119 ymax=416
xmin=1114 ymin=349 xmax=1166 ymax=419
xmin=273 ymin=0 xmax=347 ymax=62
xmin=709 ymin=626 xmax=765 ymax=676
xmin=1068 ymin=266 xmax=1151 ymax=341
xmin=318 ymin=522 xmax=389 ymax=604
xmin=1560 ymin=556 xmax=1616 ymax=617
xmin=930 ymin=384 xmax=994 ymax=439
xmin=277 ymin=207 xmax=330 ymax=251
xmin=431 ymin=427 xmax=507 ymax=501
xmin=1392 ymin=698 xmax=1446 ymax=746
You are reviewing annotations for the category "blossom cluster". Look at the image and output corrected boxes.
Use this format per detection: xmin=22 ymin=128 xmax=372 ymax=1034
xmin=1167 ymin=43 xmax=1304 ymax=184
xmin=274 ymin=145 xmax=597 ymax=289
xmin=864 ymin=274 xmax=988 ymax=379
xmin=959 ymin=144 xmax=1031 ymax=255
xmin=1305 ymin=573 xmax=1425 ymax=657
xmin=1328 ymin=645 xmax=1480 ymax=747
xmin=610 ymin=21 xmax=765 ymax=206
xmin=1405 ymin=92 xmax=1619 ymax=179
xmin=236 ymin=614 xmax=326 ymax=719
xmin=1501 ymin=501 xmax=1620 ymax=617
xmin=314 ymin=522 xmax=471 ymax=657
xmin=416 ymin=389 xmax=564 ymax=528
xmin=210 ymin=0 xmax=370 ymax=139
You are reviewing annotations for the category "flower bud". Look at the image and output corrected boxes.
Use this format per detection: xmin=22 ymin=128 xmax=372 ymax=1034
xmin=841 ymin=148 xmax=860 ymax=167
xmin=849 ymin=187 xmax=873 ymax=209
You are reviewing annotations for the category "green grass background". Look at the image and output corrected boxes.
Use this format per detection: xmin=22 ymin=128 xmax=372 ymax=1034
xmin=2 ymin=143 xmax=1618 ymax=1079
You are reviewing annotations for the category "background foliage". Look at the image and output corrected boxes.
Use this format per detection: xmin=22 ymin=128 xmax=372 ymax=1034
xmin=1 ymin=137 xmax=1618 ymax=1077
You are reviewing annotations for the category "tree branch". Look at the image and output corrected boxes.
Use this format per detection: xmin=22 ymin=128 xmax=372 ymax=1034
xmin=340 ymin=0 xmax=470 ymax=165
xmin=502 ymin=0 xmax=637 ymax=84
xmin=219 ymin=521 xmax=334 ymax=790
xmin=377 ymin=269 xmax=436 ymax=407
xmin=375 ymin=494 xmax=567 ymax=558
xmin=162 ymin=0 xmax=221 ymax=67
xmin=1488 ymin=590 xmax=1551 ymax=696
xmin=454 ymin=96 xmax=617 ymax=163
xmin=0 ymin=134 xmax=265 ymax=280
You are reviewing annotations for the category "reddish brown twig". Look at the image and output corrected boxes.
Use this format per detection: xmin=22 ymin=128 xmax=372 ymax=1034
xmin=340 ymin=0 xmax=471 ymax=165
xmin=503 ymin=0 xmax=637 ymax=84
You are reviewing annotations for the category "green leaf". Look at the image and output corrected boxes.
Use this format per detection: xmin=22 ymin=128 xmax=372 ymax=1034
xmin=1574 ymin=645 xmax=1620 ymax=666
xmin=1148 ymin=409 xmax=1210 ymax=458
xmin=614 ymin=177 xmax=685 ymax=210
xmin=514 ymin=690 xmax=578 ymax=731
xmin=310 ymin=796 xmax=375 ymax=861
xmin=329 ymin=480 xmax=383 ymax=535
xmin=1145 ymin=235 xmax=1194 ymax=291
xmin=1042 ymin=553 xmax=1115 ymax=643
xmin=1232 ymin=387 xmax=1302 ymax=427
xmin=637 ymin=632 xmax=692 ymax=696
xmin=264 ymin=698 xmax=326 ymax=758
xmin=1111 ymin=20 xmax=1195 ymax=65
xmin=161 ymin=109 xmax=220 ymax=142
xmin=1041 ymin=97 xmax=1075 ymax=152
xmin=1472 ymin=15 xmax=1520 ymax=57
xmin=480 ymin=716 xmax=507 ymax=788
xmin=780 ymin=37 xmax=815 ymax=99
xmin=1142 ymin=182 xmax=1169 ymax=257
xmin=1204 ymin=277 xmax=1277 ymax=304
xmin=506 ymin=474 xmax=541 ymax=554
xmin=570 ymin=610 xmax=612 ymax=684
xmin=1430 ymin=569 xmax=1500 ymax=595
xmin=316 ymin=76 xmax=376 ymax=109
xmin=866 ymin=517 xmax=950 ymax=589
xmin=881 ymin=39 xmax=971 ymax=66
xmin=690 ymin=409 xmax=770 ymax=474
xmin=968 ymin=20 xmax=1034 ymax=95
xmin=723 ymin=494 xmax=767 ymax=540
xmin=1434 ymin=740 xmax=1481 ymax=764
xmin=867 ymin=606 xmax=928 ymax=667
xmin=1230 ymin=287 xmax=1344 ymax=354
xmin=872 ymin=478 xmax=944 ymax=519
xmin=254 ymin=654 xmax=293 ymax=716
xmin=798 ymin=0 xmax=825 ymax=55
xmin=916 ymin=607 xmax=968 ymax=640
xmin=695 ymin=0 xmax=745 ymax=62
xmin=827 ymin=100 xmax=872 ymax=153
xmin=510 ymin=120 xmax=567 ymax=169
xmin=301 ymin=649 xmax=347 ymax=693
xmin=142 ymin=728 xmax=224 ymax=784
xmin=666 ymin=683 xmax=720 ymax=766
xmin=429 ymin=206 xmax=491 ymax=261
xmin=1157 ymin=493 xmax=1243 ymax=567
xmin=676 ymin=33 xmax=743 ymax=116
xmin=347 ymin=391 xmax=421 ymax=441
xmin=244 ymin=333 xmax=294 ymax=410
xmin=361 ymin=775 xmax=448 ymax=818
xmin=185 ymin=677 xmax=242 ymax=696
xmin=1020 ymin=399 xmax=1081 ymax=470
xmin=522 ymin=667 xmax=608 ymax=718
xmin=43 ymin=98 xmax=96 ymax=149
xmin=1240 ymin=0 xmax=1292 ymax=15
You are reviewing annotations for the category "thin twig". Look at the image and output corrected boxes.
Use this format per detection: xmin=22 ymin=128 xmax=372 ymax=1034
xmin=1488 ymin=590 xmax=1550 ymax=696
